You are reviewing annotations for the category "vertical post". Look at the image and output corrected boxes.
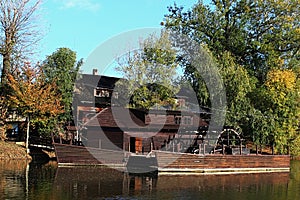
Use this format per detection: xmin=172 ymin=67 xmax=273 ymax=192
xmin=99 ymin=139 xmax=101 ymax=149
xmin=240 ymin=140 xmax=242 ymax=155
xmin=222 ymin=143 xmax=225 ymax=155
xmin=172 ymin=141 xmax=174 ymax=152
xmin=76 ymin=130 xmax=79 ymax=144
xmin=256 ymin=145 xmax=258 ymax=155
xmin=260 ymin=145 xmax=262 ymax=154
xmin=26 ymin=115 xmax=30 ymax=154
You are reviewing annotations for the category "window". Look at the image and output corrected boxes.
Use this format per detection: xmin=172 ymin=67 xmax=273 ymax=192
xmin=94 ymin=88 xmax=110 ymax=97
xmin=175 ymin=116 xmax=181 ymax=124
xmin=112 ymin=92 xmax=118 ymax=99
xmin=183 ymin=116 xmax=192 ymax=125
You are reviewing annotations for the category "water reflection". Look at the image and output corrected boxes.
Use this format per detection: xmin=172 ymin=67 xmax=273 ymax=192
xmin=53 ymin=166 xmax=291 ymax=200
xmin=0 ymin=160 xmax=29 ymax=200
xmin=0 ymin=160 xmax=300 ymax=200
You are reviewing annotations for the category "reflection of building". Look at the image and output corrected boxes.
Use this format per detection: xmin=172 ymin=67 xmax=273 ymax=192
xmin=54 ymin=166 xmax=290 ymax=199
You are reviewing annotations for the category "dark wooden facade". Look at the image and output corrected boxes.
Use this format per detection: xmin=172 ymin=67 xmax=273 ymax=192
xmin=81 ymin=107 xmax=208 ymax=154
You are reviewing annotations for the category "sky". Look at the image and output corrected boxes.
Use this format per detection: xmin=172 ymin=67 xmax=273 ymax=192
xmin=40 ymin=0 xmax=201 ymax=76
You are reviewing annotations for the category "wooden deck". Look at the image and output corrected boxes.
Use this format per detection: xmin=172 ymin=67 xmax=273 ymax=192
xmin=153 ymin=150 xmax=290 ymax=174
xmin=53 ymin=143 xmax=129 ymax=168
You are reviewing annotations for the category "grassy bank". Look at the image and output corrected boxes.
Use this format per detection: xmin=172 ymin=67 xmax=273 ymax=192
xmin=0 ymin=140 xmax=32 ymax=160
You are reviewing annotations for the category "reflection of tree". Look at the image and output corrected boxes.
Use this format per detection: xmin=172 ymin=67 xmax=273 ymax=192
xmin=0 ymin=160 xmax=28 ymax=199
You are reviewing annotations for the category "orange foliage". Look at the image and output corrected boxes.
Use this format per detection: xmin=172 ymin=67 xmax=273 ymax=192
xmin=7 ymin=62 xmax=63 ymax=120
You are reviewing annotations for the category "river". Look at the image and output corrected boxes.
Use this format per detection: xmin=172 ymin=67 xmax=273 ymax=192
xmin=0 ymin=160 xmax=299 ymax=200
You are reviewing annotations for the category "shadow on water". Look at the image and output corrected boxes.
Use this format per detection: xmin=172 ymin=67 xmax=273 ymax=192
xmin=1 ymin=160 xmax=300 ymax=200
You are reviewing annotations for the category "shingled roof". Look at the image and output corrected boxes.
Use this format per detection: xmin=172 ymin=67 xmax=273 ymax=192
xmin=83 ymin=107 xmax=208 ymax=132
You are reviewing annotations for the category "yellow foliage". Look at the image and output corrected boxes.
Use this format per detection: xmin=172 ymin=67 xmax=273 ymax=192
xmin=265 ymin=69 xmax=296 ymax=91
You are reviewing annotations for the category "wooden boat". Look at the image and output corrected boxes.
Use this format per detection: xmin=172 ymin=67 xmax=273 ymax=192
xmin=152 ymin=150 xmax=290 ymax=174
xmin=53 ymin=142 xmax=291 ymax=174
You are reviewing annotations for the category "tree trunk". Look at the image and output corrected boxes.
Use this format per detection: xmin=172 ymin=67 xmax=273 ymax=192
xmin=26 ymin=115 xmax=30 ymax=154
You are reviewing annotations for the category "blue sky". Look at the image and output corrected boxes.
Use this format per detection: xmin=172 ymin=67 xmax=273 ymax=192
xmin=40 ymin=0 xmax=201 ymax=75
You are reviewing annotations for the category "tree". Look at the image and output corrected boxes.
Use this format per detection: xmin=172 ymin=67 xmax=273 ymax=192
xmin=115 ymin=31 xmax=179 ymax=110
xmin=164 ymin=0 xmax=300 ymax=154
xmin=263 ymin=69 xmax=299 ymax=154
xmin=218 ymin=51 xmax=255 ymax=130
xmin=7 ymin=62 xmax=63 ymax=138
xmin=0 ymin=0 xmax=42 ymax=89
xmin=0 ymin=95 xmax=9 ymax=140
xmin=42 ymin=47 xmax=82 ymax=124
xmin=165 ymin=0 xmax=300 ymax=82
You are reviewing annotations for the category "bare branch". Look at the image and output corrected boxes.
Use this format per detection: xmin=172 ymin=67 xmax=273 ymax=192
xmin=0 ymin=0 xmax=42 ymax=86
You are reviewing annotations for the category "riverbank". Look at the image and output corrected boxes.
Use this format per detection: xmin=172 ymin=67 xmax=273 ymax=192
xmin=0 ymin=140 xmax=32 ymax=160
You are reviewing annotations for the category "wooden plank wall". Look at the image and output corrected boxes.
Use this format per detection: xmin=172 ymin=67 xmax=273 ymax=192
xmin=155 ymin=152 xmax=290 ymax=169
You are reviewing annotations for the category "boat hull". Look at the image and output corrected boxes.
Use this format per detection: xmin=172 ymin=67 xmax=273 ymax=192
xmin=153 ymin=150 xmax=290 ymax=174
xmin=53 ymin=143 xmax=129 ymax=168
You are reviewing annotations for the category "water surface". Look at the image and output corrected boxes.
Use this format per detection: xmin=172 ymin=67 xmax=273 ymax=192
xmin=0 ymin=160 xmax=299 ymax=199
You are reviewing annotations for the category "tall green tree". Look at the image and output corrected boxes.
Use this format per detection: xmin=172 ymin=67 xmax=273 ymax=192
xmin=165 ymin=0 xmax=300 ymax=81
xmin=115 ymin=31 xmax=179 ymax=110
xmin=42 ymin=47 xmax=82 ymax=124
xmin=164 ymin=0 xmax=300 ymax=154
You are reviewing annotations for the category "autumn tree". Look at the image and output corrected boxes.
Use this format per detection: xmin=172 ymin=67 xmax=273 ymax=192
xmin=115 ymin=31 xmax=179 ymax=110
xmin=0 ymin=0 xmax=42 ymax=89
xmin=7 ymin=62 xmax=63 ymax=138
xmin=42 ymin=47 xmax=82 ymax=124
